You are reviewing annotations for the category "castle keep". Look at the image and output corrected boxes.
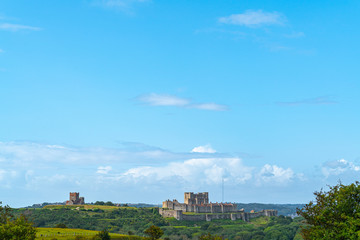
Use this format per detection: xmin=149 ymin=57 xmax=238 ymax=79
xmin=66 ymin=192 xmax=85 ymax=205
xmin=160 ymin=192 xmax=277 ymax=222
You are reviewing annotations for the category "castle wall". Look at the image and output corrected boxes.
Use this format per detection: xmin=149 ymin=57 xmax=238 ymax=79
xmin=159 ymin=209 xmax=278 ymax=222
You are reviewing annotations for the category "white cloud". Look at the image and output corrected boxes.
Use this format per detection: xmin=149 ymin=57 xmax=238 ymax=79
xmin=322 ymin=159 xmax=360 ymax=178
xmin=0 ymin=169 xmax=18 ymax=188
xmin=122 ymin=158 xmax=254 ymax=185
xmin=219 ymin=10 xmax=285 ymax=27
xmin=277 ymin=96 xmax=338 ymax=106
xmin=0 ymin=169 xmax=6 ymax=181
xmin=138 ymin=93 xmax=228 ymax=111
xmin=256 ymin=164 xmax=294 ymax=185
xmin=191 ymin=103 xmax=228 ymax=111
xmin=284 ymin=31 xmax=305 ymax=38
xmin=0 ymin=23 xmax=41 ymax=31
xmin=97 ymin=166 xmax=112 ymax=174
xmin=191 ymin=145 xmax=216 ymax=153
xmin=95 ymin=0 xmax=150 ymax=12
xmin=0 ymin=141 xmax=312 ymax=206
xmin=0 ymin=49 xmax=3 ymax=53
xmin=139 ymin=93 xmax=189 ymax=106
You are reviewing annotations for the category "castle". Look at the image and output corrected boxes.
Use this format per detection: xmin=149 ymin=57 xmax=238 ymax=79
xmin=162 ymin=192 xmax=237 ymax=213
xmin=65 ymin=192 xmax=85 ymax=205
xmin=160 ymin=192 xmax=277 ymax=222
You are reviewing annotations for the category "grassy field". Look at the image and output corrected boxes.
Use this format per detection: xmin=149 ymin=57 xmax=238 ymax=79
xmin=36 ymin=228 xmax=142 ymax=240
xmin=42 ymin=205 xmax=136 ymax=210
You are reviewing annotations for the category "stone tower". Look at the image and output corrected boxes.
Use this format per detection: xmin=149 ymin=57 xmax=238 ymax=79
xmin=184 ymin=192 xmax=209 ymax=205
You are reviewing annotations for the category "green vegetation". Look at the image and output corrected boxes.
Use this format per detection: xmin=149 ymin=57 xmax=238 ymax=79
xmin=95 ymin=229 xmax=111 ymax=240
xmin=297 ymin=181 xmax=360 ymax=240
xmin=13 ymin=204 xmax=306 ymax=239
xmin=1 ymin=202 xmax=37 ymax=240
xmin=43 ymin=205 xmax=128 ymax=211
xmin=36 ymin=228 xmax=143 ymax=239
xmin=144 ymin=225 xmax=164 ymax=240
xmin=15 ymin=206 xmax=166 ymax=237
xmin=162 ymin=216 xmax=305 ymax=240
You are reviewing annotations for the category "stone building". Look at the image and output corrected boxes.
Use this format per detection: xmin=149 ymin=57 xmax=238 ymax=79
xmin=184 ymin=192 xmax=209 ymax=205
xmin=160 ymin=192 xmax=278 ymax=222
xmin=66 ymin=192 xmax=85 ymax=205
xmin=162 ymin=192 xmax=237 ymax=213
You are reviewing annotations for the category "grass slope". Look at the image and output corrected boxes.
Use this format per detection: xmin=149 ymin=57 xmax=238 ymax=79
xmin=36 ymin=228 xmax=144 ymax=239
xmin=43 ymin=205 xmax=135 ymax=210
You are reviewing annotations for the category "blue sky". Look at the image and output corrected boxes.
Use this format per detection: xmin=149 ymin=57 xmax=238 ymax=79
xmin=1 ymin=0 xmax=360 ymax=207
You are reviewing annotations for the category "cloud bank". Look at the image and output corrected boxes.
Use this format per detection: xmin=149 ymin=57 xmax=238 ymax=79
xmin=0 ymin=141 xmax=357 ymax=207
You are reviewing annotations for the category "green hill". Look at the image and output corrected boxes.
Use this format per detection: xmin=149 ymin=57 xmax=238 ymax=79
xmin=14 ymin=205 xmax=305 ymax=239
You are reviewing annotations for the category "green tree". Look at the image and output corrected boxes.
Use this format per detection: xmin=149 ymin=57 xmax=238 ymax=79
xmin=198 ymin=233 xmax=223 ymax=240
xmin=104 ymin=201 xmax=114 ymax=206
xmin=297 ymin=181 xmax=360 ymax=239
xmin=0 ymin=203 xmax=37 ymax=240
xmin=55 ymin=223 xmax=67 ymax=228
xmin=94 ymin=229 xmax=111 ymax=240
xmin=144 ymin=225 xmax=164 ymax=240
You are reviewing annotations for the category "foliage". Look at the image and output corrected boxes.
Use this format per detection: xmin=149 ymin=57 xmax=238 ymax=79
xmin=13 ymin=205 xmax=306 ymax=239
xmin=297 ymin=181 xmax=360 ymax=240
xmin=55 ymin=223 xmax=67 ymax=228
xmin=198 ymin=233 xmax=223 ymax=240
xmin=0 ymin=202 xmax=37 ymax=240
xmin=94 ymin=229 xmax=111 ymax=240
xmin=144 ymin=225 xmax=164 ymax=240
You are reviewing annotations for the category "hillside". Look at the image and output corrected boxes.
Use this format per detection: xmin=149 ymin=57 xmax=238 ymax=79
xmin=14 ymin=205 xmax=305 ymax=239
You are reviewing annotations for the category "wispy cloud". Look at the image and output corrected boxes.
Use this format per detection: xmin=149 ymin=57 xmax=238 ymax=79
xmin=94 ymin=0 xmax=150 ymax=12
xmin=191 ymin=103 xmax=228 ymax=111
xmin=284 ymin=31 xmax=305 ymax=39
xmin=0 ymin=23 xmax=41 ymax=32
xmin=277 ymin=96 xmax=338 ymax=106
xmin=219 ymin=10 xmax=286 ymax=27
xmin=256 ymin=164 xmax=294 ymax=186
xmin=322 ymin=159 xmax=360 ymax=178
xmin=137 ymin=93 xmax=229 ymax=111
xmin=191 ymin=145 xmax=216 ymax=154
xmin=97 ymin=166 xmax=113 ymax=174
xmin=138 ymin=93 xmax=189 ymax=106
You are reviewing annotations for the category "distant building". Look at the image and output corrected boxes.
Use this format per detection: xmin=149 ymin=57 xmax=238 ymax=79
xmin=66 ymin=192 xmax=85 ymax=205
xmin=163 ymin=192 xmax=237 ymax=213
xmin=160 ymin=192 xmax=277 ymax=222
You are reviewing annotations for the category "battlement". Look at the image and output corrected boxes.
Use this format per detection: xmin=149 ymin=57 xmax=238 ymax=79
xmin=184 ymin=192 xmax=209 ymax=205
